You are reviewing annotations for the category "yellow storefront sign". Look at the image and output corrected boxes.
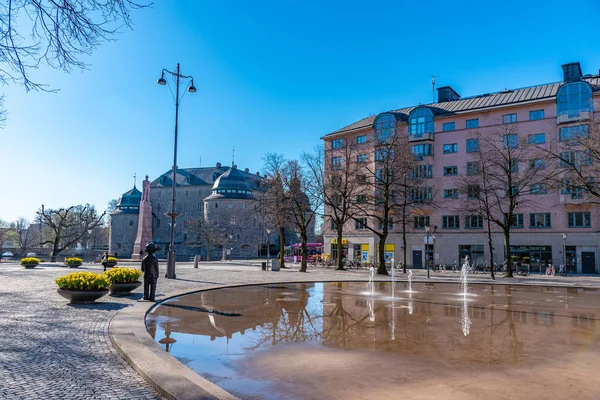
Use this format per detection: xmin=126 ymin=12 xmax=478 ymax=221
xmin=330 ymin=238 xmax=348 ymax=245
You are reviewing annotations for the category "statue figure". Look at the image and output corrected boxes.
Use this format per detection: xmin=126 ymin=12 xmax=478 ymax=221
xmin=141 ymin=242 xmax=160 ymax=301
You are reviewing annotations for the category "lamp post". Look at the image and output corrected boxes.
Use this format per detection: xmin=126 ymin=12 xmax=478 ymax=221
xmin=562 ymin=233 xmax=567 ymax=272
xmin=425 ymin=226 xmax=431 ymax=278
xmin=157 ymin=63 xmax=196 ymax=279
xmin=266 ymin=229 xmax=271 ymax=267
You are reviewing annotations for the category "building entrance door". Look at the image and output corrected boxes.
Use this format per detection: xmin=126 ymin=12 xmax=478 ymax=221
xmin=413 ymin=250 xmax=423 ymax=269
xmin=581 ymin=252 xmax=596 ymax=274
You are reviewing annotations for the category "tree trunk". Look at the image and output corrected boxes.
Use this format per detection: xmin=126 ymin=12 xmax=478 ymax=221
xmin=335 ymin=228 xmax=345 ymax=271
xmin=504 ymin=229 xmax=513 ymax=277
xmin=299 ymin=230 xmax=308 ymax=273
xmin=402 ymin=212 xmax=408 ymax=274
xmin=376 ymin=237 xmax=388 ymax=275
xmin=279 ymin=226 xmax=286 ymax=268
xmin=206 ymin=239 xmax=211 ymax=261
xmin=487 ymin=228 xmax=495 ymax=280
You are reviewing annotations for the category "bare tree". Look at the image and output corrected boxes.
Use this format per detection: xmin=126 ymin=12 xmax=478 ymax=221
xmin=282 ymin=160 xmax=319 ymax=272
xmin=262 ymin=153 xmax=291 ymax=269
xmin=305 ymin=141 xmax=365 ymax=271
xmin=457 ymin=127 xmax=557 ymax=277
xmin=0 ymin=0 xmax=148 ymax=120
xmin=37 ymin=204 xmax=105 ymax=261
xmin=13 ymin=217 xmax=39 ymax=256
xmin=184 ymin=216 xmax=226 ymax=261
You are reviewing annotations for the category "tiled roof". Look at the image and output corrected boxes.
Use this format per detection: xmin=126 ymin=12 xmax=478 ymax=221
xmin=327 ymin=76 xmax=600 ymax=137
xmin=150 ymin=166 xmax=262 ymax=189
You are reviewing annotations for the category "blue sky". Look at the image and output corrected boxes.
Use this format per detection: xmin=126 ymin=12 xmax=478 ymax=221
xmin=1 ymin=0 xmax=600 ymax=222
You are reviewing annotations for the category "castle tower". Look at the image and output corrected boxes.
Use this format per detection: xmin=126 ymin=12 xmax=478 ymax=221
xmin=132 ymin=175 xmax=153 ymax=259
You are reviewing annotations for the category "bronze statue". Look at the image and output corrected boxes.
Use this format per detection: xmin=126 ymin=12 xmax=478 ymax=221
xmin=141 ymin=242 xmax=160 ymax=301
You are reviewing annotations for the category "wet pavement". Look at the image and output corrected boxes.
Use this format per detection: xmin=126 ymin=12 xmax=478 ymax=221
xmin=147 ymin=281 xmax=600 ymax=400
xmin=1 ymin=259 xmax=600 ymax=400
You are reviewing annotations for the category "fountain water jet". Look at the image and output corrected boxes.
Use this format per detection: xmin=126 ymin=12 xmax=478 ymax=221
xmin=407 ymin=269 xmax=413 ymax=293
xmin=369 ymin=266 xmax=375 ymax=296
xmin=460 ymin=255 xmax=469 ymax=299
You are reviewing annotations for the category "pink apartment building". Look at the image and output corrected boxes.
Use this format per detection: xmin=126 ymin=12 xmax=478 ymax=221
xmin=322 ymin=62 xmax=600 ymax=274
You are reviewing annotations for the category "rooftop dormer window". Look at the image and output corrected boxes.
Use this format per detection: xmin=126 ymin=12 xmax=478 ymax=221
xmin=373 ymin=113 xmax=397 ymax=142
xmin=557 ymin=82 xmax=593 ymax=123
xmin=408 ymin=108 xmax=434 ymax=137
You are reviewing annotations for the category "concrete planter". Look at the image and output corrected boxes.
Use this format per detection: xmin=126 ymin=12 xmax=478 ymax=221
xmin=21 ymin=263 xmax=39 ymax=269
xmin=109 ymin=282 xmax=142 ymax=296
xmin=57 ymin=288 xmax=109 ymax=304
xmin=104 ymin=262 xmax=117 ymax=270
xmin=66 ymin=263 xmax=82 ymax=269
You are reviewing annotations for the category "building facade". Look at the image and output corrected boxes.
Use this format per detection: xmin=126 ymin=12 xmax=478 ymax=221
xmin=322 ymin=62 xmax=600 ymax=273
xmin=110 ymin=163 xmax=270 ymax=260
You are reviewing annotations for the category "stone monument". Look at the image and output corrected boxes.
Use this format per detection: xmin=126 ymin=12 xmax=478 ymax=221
xmin=132 ymin=175 xmax=153 ymax=259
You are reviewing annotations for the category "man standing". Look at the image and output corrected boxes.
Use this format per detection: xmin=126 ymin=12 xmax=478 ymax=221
xmin=141 ymin=242 xmax=160 ymax=301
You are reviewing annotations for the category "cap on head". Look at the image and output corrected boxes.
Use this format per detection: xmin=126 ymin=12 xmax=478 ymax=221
xmin=145 ymin=242 xmax=157 ymax=253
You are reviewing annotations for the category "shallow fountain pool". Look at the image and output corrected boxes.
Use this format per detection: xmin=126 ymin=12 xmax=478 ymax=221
xmin=146 ymin=282 xmax=600 ymax=400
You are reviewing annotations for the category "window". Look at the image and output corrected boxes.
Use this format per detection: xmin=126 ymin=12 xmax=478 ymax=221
xmin=466 ymin=119 xmax=479 ymax=129
xmin=356 ymin=154 xmax=367 ymax=163
xmin=444 ymin=188 xmax=458 ymax=198
xmin=409 ymin=187 xmax=432 ymax=203
xmin=230 ymin=217 xmax=236 ymax=225
xmin=503 ymin=113 xmax=517 ymax=124
xmin=243 ymin=203 xmax=247 ymax=209
xmin=379 ymin=218 xmax=393 ymax=230
xmin=443 ymin=166 xmax=458 ymax=176
xmin=215 ymin=203 xmax=218 ymax=208
xmin=332 ymin=156 xmax=343 ymax=168
xmin=198 ymin=203 xmax=202 ymax=211
xmin=411 ymin=143 xmax=433 ymax=159
xmin=530 ymin=183 xmax=548 ymax=194
xmin=530 ymin=213 xmax=552 ymax=228
xmin=442 ymin=215 xmax=460 ymax=229
xmin=355 ymin=218 xmax=367 ymax=230
xmin=356 ymin=195 xmax=367 ymax=204
xmin=330 ymin=220 xmax=338 ymax=230
xmin=414 ymin=216 xmax=430 ymax=229
xmin=556 ymin=82 xmax=593 ymax=123
xmin=356 ymin=174 xmax=367 ymax=184
xmin=199 ymin=190 xmax=203 ymax=196
xmin=466 ymin=138 xmax=479 ymax=153
xmin=568 ymin=212 xmax=591 ymax=228
xmin=443 ymin=122 xmax=455 ymax=132
xmin=374 ymin=113 xmax=397 ymax=141
xmin=443 ymin=143 xmax=458 ymax=153
xmin=185 ymin=190 xmax=189 ymax=197
xmin=529 ymin=159 xmax=546 ymax=170
xmin=408 ymin=108 xmax=434 ymax=137
xmin=466 ymin=161 xmax=480 ymax=176
xmin=560 ymin=151 xmax=592 ymax=168
xmin=528 ymin=133 xmax=546 ymax=144
xmin=559 ymin=125 xmax=588 ymax=142
xmin=129 ymin=220 xmax=134 ymax=226
xmin=465 ymin=215 xmax=483 ymax=229
xmin=503 ymin=134 xmax=518 ymax=148
xmin=332 ymin=138 xmax=343 ymax=149
xmin=561 ymin=179 xmax=586 ymax=198
xmin=410 ymin=165 xmax=433 ymax=180
xmin=530 ymin=110 xmax=545 ymax=120
xmin=510 ymin=159 xmax=519 ymax=172
xmin=506 ymin=184 xmax=518 ymax=197
xmin=375 ymin=148 xmax=395 ymax=161
xmin=506 ymin=213 xmax=524 ymax=228
xmin=356 ymin=135 xmax=367 ymax=144
xmin=467 ymin=184 xmax=480 ymax=199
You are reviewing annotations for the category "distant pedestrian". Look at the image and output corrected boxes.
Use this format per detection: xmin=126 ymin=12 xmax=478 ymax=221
xmin=141 ymin=242 xmax=160 ymax=302
xmin=139 ymin=249 xmax=144 ymax=260
xmin=101 ymin=251 xmax=109 ymax=271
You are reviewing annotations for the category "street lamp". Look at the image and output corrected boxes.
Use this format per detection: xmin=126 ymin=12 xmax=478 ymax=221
xmin=157 ymin=63 xmax=196 ymax=279
xmin=266 ymin=229 xmax=272 ymax=262
xmin=562 ymin=233 xmax=567 ymax=272
xmin=425 ymin=226 xmax=431 ymax=278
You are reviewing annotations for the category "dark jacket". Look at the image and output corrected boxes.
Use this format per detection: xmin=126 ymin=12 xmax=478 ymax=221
xmin=141 ymin=254 xmax=159 ymax=279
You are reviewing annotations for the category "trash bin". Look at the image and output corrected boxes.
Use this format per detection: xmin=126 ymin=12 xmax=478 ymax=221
xmin=261 ymin=262 xmax=267 ymax=271
xmin=271 ymin=259 xmax=280 ymax=271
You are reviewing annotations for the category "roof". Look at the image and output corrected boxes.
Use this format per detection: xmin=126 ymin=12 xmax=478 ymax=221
xmin=150 ymin=166 xmax=231 ymax=187
xmin=326 ymin=75 xmax=600 ymax=137
xmin=115 ymin=185 xmax=142 ymax=213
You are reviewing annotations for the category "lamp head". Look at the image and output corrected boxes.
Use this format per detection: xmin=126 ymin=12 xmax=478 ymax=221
xmin=188 ymin=80 xmax=197 ymax=92
xmin=425 ymin=226 xmax=430 ymax=233
xmin=157 ymin=72 xmax=166 ymax=85
xmin=562 ymin=233 xmax=567 ymax=240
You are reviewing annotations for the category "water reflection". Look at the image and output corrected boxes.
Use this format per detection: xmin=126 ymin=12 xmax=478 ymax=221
xmin=146 ymin=283 xmax=600 ymax=400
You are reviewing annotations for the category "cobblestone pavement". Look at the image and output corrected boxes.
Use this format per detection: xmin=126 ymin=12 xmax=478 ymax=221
xmin=1 ymin=260 xmax=599 ymax=400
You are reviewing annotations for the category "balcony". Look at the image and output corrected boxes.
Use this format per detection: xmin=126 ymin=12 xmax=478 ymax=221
xmin=557 ymin=111 xmax=593 ymax=125
xmin=408 ymin=133 xmax=434 ymax=142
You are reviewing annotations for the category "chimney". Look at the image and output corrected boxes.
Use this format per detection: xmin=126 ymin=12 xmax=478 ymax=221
xmin=437 ymin=86 xmax=460 ymax=103
xmin=562 ymin=62 xmax=582 ymax=83
xmin=216 ymin=162 xmax=222 ymax=168
xmin=244 ymin=168 xmax=249 ymax=173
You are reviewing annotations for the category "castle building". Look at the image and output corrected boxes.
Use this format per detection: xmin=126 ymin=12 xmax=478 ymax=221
xmin=322 ymin=61 xmax=600 ymax=273
xmin=110 ymin=163 xmax=270 ymax=260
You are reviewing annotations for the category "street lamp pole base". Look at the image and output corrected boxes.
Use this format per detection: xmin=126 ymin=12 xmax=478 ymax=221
xmin=166 ymin=250 xmax=176 ymax=279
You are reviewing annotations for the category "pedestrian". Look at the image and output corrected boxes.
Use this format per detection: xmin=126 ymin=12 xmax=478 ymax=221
xmin=101 ymin=251 xmax=109 ymax=272
xmin=141 ymin=242 xmax=160 ymax=302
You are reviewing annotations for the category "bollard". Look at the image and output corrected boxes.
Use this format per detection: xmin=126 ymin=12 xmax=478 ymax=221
xmin=261 ymin=262 xmax=267 ymax=271
xmin=194 ymin=255 xmax=199 ymax=269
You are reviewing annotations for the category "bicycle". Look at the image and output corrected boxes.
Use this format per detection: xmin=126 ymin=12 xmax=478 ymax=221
xmin=545 ymin=265 xmax=556 ymax=276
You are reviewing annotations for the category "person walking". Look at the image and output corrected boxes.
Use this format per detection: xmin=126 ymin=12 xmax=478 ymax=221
xmin=141 ymin=242 xmax=160 ymax=302
xmin=101 ymin=251 xmax=109 ymax=272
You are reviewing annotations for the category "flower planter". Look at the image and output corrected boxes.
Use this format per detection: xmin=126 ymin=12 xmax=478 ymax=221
xmin=109 ymin=281 xmax=142 ymax=296
xmin=57 ymin=288 xmax=109 ymax=304
xmin=104 ymin=262 xmax=117 ymax=269
xmin=67 ymin=263 xmax=83 ymax=269
xmin=21 ymin=263 xmax=39 ymax=269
